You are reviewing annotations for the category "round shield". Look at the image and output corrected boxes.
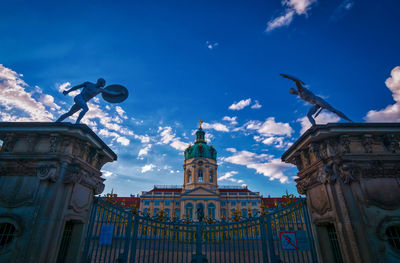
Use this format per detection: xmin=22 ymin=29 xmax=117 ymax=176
xmin=102 ymin=85 xmax=129 ymax=103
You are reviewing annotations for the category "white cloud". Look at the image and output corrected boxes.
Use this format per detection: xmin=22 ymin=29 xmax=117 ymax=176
xmin=222 ymin=116 xmax=238 ymax=125
xmin=157 ymin=126 xmax=189 ymax=151
xmin=202 ymin=122 xmax=229 ymax=132
xmin=365 ymin=66 xmax=400 ymax=123
xmin=102 ymin=170 xmax=113 ymax=177
xmin=138 ymin=144 xmax=152 ymax=158
xmin=134 ymin=134 xmax=151 ymax=144
xmin=251 ymin=100 xmax=262 ymax=109
xmin=0 ymin=64 xmax=54 ymax=121
xmin=218 ymin=171 xmax=244 ymax=184
xmin=266 ymin=0 xmax=317 ymax=32
xmin=245 ymin=117 xmax=293 ymax=137
xmin=206 ymin=41 xmax=219 ymax=50
xmin=331 ymin=0 xmax=354 ymax=21
xmin=266 ymin=10 xmax=295 ymax=32
xmin=223 ymin=150 xmax=293 ymax=183
xmin=58 ymin=82 xmax=71 ymax=92
xmin=298 ymin=111 xmax=340 ymax=134
xmin=229 ymin=98 xmax=252 ymax=110
xmin=98 ymin=129 xmax=130 ymax=146
xmin=40 ymin=94 xmax=61 ymax=110
xmin=226 ymin=148 xmax=237 ymax=153
xmin=115 ymin=106 xmax=128 ymax=119
xmin=141 ymin=164 xmax=155 ymax=173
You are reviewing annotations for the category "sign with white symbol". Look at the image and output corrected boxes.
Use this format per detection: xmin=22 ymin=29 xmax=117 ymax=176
xmin=280 ymin=232 xmax=298 ymax=250
xmin=99 ymin=224 xmax=114 ymax=245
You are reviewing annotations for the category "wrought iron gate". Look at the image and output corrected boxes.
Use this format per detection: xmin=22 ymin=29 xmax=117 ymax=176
xmin=82 ymin=198 xmax=317 ymax=263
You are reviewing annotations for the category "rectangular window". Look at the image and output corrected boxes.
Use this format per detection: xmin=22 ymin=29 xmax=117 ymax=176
xmin=231 ymin=201 xmax=236 ymax=206
xmin=155 ymin=200 xmax=160 ymax=206
xmin=165 ymin=200 xmax=171 ymax=206
xmin=221 ymin=201 xmax=226 ymax=206
xmin=144 ymin=201 xmax=150 ymax=206
xmin=241 ymin=201 xmax=246 ymax=206
xmin=252 ymin=201 xmax=257 ymax=206
xmin=175 ymin=201 xmax=180 ymax=206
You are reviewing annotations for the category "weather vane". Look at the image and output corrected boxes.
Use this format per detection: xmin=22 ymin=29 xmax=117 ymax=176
xmin=56 ymin=78 xmax=129 ymax=124
xmin=199 ymin=119 xmax=204 ymax=129
xmin=280 ymin=73 xmax=352 ymax=125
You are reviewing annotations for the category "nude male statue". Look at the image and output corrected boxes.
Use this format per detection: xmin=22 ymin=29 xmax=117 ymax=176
xmin=56 ymin=78 xmax=120 ymax=124
xmin=280 ymin=73 xmax=352 ymax=125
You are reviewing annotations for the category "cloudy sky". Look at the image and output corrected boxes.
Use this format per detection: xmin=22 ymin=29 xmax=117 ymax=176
xmin=1 ymin=0 xmax=400 ymax=197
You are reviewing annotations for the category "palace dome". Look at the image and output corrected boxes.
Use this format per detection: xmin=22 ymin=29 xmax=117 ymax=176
xmin=184 ymin=127 xmax=217 ymax=161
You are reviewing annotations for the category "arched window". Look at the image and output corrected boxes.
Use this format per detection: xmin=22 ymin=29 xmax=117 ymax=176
xmin=207 ymin=203 xmax=216 ymax=219
xmin=188 ymin=170 xmax=192 ymax=183
xmin=198 ymin=169 xmax=203 ymax=182
xmin=209 ymin=169 xmax=213 ymax=183
xmin=185 ymin=203 xmax=193 ymax=219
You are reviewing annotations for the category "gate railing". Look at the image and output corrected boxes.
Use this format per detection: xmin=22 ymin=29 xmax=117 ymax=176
xmin=82 ymin=198 xmax=317 ymax=263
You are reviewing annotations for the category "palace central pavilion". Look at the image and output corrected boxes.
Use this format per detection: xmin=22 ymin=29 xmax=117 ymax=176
xmin=139 ymin=126 xmax=263 ymax=221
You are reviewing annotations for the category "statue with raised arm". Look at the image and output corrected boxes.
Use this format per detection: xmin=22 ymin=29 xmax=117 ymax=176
xmin=280 ymin=73 xmax=352 ymax=125
xmin=56 ymin=78 xmax=128 ymax=124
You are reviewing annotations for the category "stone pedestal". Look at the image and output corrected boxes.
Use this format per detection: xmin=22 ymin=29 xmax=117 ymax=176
xmin=0 ymin=122 xmax=116 ymax=263
xmin=282 ymin=123 xmax=400 ymax=263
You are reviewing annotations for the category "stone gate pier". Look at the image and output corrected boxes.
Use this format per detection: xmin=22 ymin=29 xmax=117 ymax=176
xmin=0 ymin=122 xmax=116 ymax=263
xmin=282 ymin=123 xmax=400 ymax=263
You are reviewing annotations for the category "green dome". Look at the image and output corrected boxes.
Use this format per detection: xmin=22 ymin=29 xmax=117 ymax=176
xmin=184 ymin=128 xmax=217 ymax=160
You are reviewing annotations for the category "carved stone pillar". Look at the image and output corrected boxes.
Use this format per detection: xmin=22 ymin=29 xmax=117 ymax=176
xmin=0 ymin=122 xmax=116 ymax=263
xmin=282 ymin=123 xmax=400 ymax=263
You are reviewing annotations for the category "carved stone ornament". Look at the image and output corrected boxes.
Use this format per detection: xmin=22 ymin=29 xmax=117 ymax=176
xmin=49 ymin=134 xmax=59 ymax=152
xmin=340 ymin=135 xmax=351 ymax=153
xmin=362 ymin=134 xmax=374 ymax=153
xmin=1 ymin=133 xmax=16 ymax=152
xmin=339 ymin=163 xmax=360 ymax=184
xmin=63 ymin=163 xmax=82 ymax=184
xmin=383 ymin=134 xmax=400 ymax=153
xmin=36 ymin=165 xmax=58 ymax=182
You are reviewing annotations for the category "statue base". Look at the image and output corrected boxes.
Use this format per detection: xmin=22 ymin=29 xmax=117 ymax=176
xmin=0 ymin=122 xmax=116 ymax=263
xmin=282 ymin=123 xmax=400 ymax=263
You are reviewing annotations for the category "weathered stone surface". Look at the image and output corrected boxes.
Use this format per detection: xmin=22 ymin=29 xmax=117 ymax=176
xmin=282 ymin=123 xmax=400 ymax=263
xmin=0 ymin=122 xmax=116 ymax=263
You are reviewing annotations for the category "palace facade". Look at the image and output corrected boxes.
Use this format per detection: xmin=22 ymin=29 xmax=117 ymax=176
xmin=139 ymin=126 xmax=262 ymax=221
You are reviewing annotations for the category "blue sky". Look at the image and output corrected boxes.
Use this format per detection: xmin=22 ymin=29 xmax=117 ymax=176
xmin=1 ymin=0 xmax=400 ymax=197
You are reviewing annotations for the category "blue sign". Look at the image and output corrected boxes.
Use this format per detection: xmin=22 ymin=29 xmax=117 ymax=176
xmin=280 ymin=232 xmax=298 ymax=250
xmin=99 ymin=224 xmax=114 ymax=245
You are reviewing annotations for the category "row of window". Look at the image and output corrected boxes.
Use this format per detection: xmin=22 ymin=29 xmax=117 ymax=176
xmin=142 ymin=208 xmax=260 ymax=220
xmin=220 ymin=201 xmax=259 ymax=206
xmin=143 ymin=200 xmax=260 ymax=207
xmin=143 ymin=200 xmax=180 ymax=206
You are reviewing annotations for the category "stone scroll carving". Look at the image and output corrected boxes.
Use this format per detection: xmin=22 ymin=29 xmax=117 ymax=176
xmin=37 ymin=165 xmax=58 ymax=182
